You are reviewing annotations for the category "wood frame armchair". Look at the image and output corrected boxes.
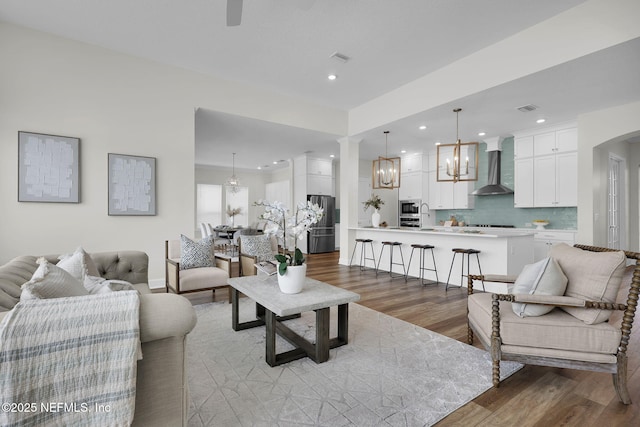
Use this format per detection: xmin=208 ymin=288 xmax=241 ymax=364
xmin=165 ymin=240 xmax=232 ymax=302
xmin=467 ymin=244 xmax=640 ymax=404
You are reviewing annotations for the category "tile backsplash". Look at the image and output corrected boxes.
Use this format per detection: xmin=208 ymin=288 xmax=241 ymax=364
xmin=434 ymin=137 xmax=577 ymax=230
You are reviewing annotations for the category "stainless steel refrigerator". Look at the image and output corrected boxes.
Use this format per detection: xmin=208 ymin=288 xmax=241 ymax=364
xmin=307 ymin=195 xmax=336 ymax=254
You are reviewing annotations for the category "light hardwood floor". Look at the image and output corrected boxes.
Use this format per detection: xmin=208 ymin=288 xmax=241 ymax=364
xmin=183 ymin=251 xmax=640 ymax=426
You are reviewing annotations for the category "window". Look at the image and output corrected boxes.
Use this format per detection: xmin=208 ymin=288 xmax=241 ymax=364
xmin=197 ymin=184 xmax=222 ymax=227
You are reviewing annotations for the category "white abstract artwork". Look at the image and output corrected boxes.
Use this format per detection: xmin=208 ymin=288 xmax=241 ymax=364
xmin=108 ymin=154 xmax=156 ymax=215
xmin=18 ymin=132 xmax=80 ymax=203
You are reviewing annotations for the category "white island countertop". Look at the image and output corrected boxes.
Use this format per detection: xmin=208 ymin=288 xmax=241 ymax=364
xmin=348 ymin=226 xmax=535 ymax=292
xmin=350 ymin=226 xmax=535 ymax=238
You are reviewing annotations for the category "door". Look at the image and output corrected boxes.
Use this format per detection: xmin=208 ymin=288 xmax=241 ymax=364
xmin=608 ymin=154 xmax=626 ymax=249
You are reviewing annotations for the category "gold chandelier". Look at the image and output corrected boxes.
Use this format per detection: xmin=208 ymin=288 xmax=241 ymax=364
xmin=372 ymin=131 xmax=401 ymax=189
xmin=436 ymin=108 xmax=479 ymax=183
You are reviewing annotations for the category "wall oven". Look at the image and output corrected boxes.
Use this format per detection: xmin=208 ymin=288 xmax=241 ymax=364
xmin=399 ymin=199 xmax=421 ymax=228
xmin=399 ymin=199 xmax=420 ymax=215
xmin=399 ymin=215 xmax=421 ymax=228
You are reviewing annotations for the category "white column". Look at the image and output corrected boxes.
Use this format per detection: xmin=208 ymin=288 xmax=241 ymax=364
xmin=338 ymin=136 xmax=362 ymax=265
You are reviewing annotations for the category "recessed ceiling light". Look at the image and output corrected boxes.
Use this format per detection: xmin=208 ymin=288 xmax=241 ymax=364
xmin=327 ymin=74 xmax=337 ymax=81
xmin=329 ymin=154 xmax=335 ymax=158
xmin=478 ymin=132 xmax=486 ymax=136
xmin=419 ymin=125 xmax=427 ymax=130
xmin=273 ymin=161 xmax=278 ymax=164
xmin=400 ymin=150 xmax=406 ymax=154
xmin=257 ymin=166 xmax=262 ymax=170
xmin=536 ymin=118 xmax=546 ymax=124
xmin=435 ymin=142 xmax=441 ymax=146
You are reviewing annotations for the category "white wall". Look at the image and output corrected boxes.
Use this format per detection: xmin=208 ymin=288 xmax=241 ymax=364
xmin=0 ymin=23 xmax=347 ymax=281
xmin=577 ymin=101 xmax=640 ymax=247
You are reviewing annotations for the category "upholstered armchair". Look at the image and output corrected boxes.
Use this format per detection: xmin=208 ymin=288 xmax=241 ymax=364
xmin=467 ymin=244 xmax=639 ymax=404
xmin=165 ymin=236 xmax=232 ymax=302
xmin=238 ymin=234 xmax=278 ymax=276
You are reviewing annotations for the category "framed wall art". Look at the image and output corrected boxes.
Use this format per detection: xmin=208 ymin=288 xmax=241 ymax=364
xmin=108 ymin=153 xmax=156 ymax=216
xmin=18 ymin=131 xmax=80 ymax=203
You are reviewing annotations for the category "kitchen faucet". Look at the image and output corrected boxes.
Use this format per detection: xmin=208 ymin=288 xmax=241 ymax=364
xmin=420 ymin=202 xmax=430 ymax=218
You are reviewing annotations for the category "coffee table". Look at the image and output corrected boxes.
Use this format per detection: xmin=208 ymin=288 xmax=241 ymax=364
xmin=227 ymin=275 xmax=360 ymax=367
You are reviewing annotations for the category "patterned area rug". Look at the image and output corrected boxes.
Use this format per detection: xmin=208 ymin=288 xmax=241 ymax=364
xmin=187 ymin=299 xmax=522 ymax=426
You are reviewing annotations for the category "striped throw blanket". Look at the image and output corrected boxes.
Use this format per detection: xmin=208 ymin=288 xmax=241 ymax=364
xmin=0 ymin=291 xmax=141 ymax=427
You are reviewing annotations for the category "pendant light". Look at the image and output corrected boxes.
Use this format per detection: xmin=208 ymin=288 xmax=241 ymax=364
xmin=436 ymin=108 xmax=479 ymax=183
xmin=225 ymin=152 xmax=241 ymax=193
xmin=372 ymin=131 xmax=401 ymax=189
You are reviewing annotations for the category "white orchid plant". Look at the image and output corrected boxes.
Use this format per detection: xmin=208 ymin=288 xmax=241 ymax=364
xmin=254 ymin=200 xmax=324 ymax=275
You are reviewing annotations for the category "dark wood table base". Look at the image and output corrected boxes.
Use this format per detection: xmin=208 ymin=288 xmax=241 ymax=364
xmin=231 ymin=288 xmax=349 ymax=366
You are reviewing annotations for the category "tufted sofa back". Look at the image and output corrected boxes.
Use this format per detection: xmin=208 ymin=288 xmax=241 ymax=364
xmin=0 ymin=251 xmax=149 ymax=312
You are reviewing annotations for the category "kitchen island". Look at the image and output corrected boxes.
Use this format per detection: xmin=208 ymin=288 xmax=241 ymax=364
xmin=348 ymin=226 xmax=534 ymax=293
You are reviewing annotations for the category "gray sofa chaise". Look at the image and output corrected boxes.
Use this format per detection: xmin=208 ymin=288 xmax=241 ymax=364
xmin=0 ymin=251 xmax=197 ymax=426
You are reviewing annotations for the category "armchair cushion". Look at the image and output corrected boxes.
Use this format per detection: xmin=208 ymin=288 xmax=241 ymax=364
xmin=550 ymin=243 xmax=626 ymax=324
xmin=511 ymin=257 xmax=568 ymax=318
xmin=239 ymin=235 xmax=276 ymax=262
xmin=174 ymin=266 xmax=228 ymax=293
xmin=469 ymin=293 xmax=622 ymax=362
xmin=180 ymin=234 xmax=214 ymax=270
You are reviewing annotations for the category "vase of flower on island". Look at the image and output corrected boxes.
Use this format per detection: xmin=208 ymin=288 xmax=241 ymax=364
xmin=371 ymin=209 xmax=381 ymax=228
xmin=254 ymin=200 xmax=324 ymax=294
xmin=363 ymin=193 xmax=384 ymax=228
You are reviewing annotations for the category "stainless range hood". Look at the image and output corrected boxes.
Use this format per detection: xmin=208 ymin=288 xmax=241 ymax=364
xmin=472 ymin=137 xmax=514 ymax=196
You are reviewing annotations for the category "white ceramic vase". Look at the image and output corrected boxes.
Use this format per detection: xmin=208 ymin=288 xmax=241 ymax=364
xmin=371 ymin=209 xmax=381 ymax=228
xmin=276 ymin=264 xmax=307 ymax=294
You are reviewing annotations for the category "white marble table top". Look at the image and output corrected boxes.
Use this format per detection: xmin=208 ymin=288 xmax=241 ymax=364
xmin=227 ymin=275 xmax=360 ymax=317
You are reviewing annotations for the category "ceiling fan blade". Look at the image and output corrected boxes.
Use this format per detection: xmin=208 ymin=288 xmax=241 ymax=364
xmin=227 ymin=0 xmax=243 ymax=26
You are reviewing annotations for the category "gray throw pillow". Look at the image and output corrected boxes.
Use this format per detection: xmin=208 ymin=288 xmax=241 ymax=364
xmin=512 ymin=257 xmax=568 ymax=317
xmin=180 ymin=234 xmax=214 ymax=270
xmin=240 ymin=235 xmax=275 ymax=262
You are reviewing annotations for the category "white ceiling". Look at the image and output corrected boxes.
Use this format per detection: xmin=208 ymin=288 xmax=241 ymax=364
xmin=2 ymin=0 xmax=639 ymax=171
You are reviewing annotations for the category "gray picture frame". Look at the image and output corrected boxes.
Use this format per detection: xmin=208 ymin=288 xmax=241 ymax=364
xmin=18 ymin=131 xmax=80 ymax=203
xmin=108 ymin=153 xmax=156 ymax=216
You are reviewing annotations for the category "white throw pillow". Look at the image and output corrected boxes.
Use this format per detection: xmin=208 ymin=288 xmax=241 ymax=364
xmin=512 ymin=257 xmax=568 ymax=317
xmin=57 ymin=248 xmax=89 ymax=282
xmin=21 ymin=258 xmax=89 ymax=300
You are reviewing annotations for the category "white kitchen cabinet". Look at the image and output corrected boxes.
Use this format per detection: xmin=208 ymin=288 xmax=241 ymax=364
xmin=307 ymin=174 xmax=333 ymax=196
xmin=533 ymin=128 xmax=577 ymax=156
xmin=307 ymin=157 xmax=332 ymax=176
xmin=401 ymin=153 xmax=422 ymax=174
xmin=533 ymin=152 xmax=577 ymax=207
xmin=427 ymin=171 xmax=473 ymax=209
xmin=555 ymin=128 xmax=578 ymax=153
xmin=399 ymin=172 xmax=422 ymax=200
xmin=555 ymin=152 xmax=578 ymax=206
xmin=532 ymin=132 xmax=556 ymax=156
xmin=513 ymin=124 xmax=577 ymax=208
xmin=294 ymin=155 xmax=335 ymax=201
xmin=534 ymin=230 xmax=576 ymax=261
xmin=514 ymin=136 xmax=533 ymax=159
xmin=514 ymin=158 xmax=534 ymax=207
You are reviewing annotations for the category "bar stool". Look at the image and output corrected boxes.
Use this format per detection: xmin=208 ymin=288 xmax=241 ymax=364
xmin=349 ymin=238 xmax=376 ymax=271
xmin=405 ymin=244 xmax=439 ymax=285
xmin=446 ymin=248 xmax=485 ymax=291
xmin=376 ymin=241 xmax=406 ymax=279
